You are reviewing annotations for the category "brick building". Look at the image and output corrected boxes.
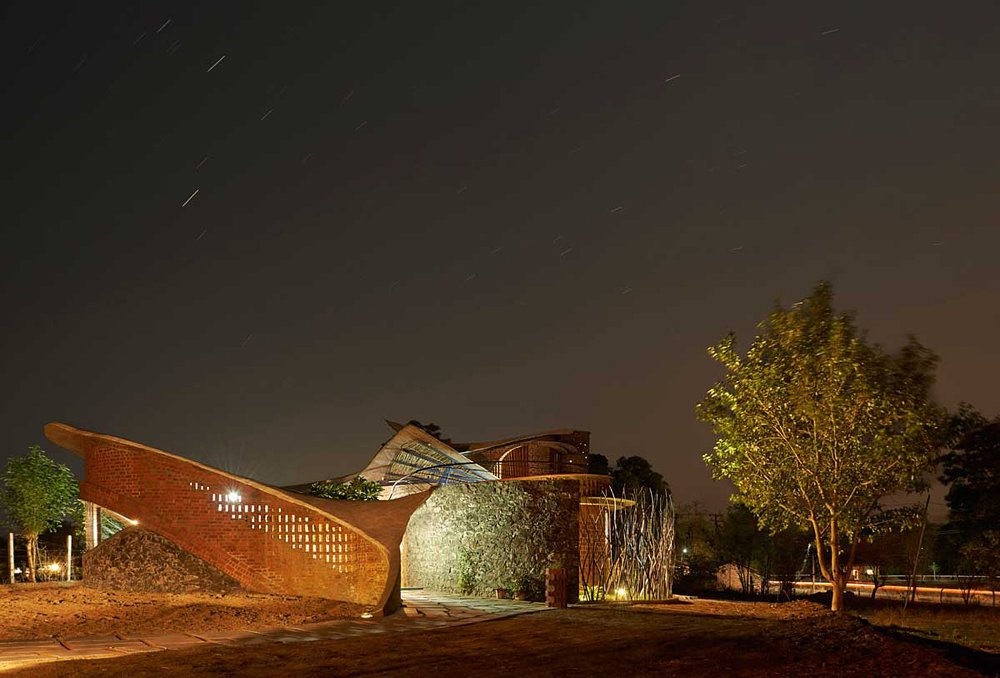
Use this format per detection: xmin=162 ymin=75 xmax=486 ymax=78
xmin=45 ymin=420 xmax=613 ymax=613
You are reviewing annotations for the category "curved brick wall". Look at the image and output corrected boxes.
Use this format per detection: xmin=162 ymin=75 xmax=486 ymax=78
xmin=45 ymin=423 xmax=423 ymax=612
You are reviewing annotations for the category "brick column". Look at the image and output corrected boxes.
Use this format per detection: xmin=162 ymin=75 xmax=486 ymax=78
xmin=545 ymin=567 xmax=568 ymax=608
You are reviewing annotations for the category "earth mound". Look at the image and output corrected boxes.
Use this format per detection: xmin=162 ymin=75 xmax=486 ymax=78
xmin=83 ymin=527 xmax=242 ymax=594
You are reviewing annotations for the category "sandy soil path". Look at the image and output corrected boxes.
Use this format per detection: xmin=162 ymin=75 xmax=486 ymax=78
xmin=11 ymin=598 xmax=997 ymax=677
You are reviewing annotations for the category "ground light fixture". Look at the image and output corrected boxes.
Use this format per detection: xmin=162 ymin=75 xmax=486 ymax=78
xmin=47 ymin=563 xmax=61 ymax=573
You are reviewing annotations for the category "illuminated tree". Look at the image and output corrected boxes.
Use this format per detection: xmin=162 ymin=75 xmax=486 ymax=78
xmin=697 ymin=282 xmax=942 ymax=612
xmin=0 ymin=446 xmax=79 ymax=582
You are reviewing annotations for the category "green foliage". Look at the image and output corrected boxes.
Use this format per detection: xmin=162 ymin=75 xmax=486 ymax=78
xmin=697 ymin=282 xmax=942 ymax=609
xmin=1 ymin=446 xmax=79 ymax=539
xmin=404 ymin=480 xmax=579 ymax=601
xmin=101 ymin=513 xmax=125 ymax=540
xmin=309 ymin=475 xmax=382 ymax=501
xmin=457 ymin=549 xmax=478 ymax=595
xmin=1 ymin=446 xmax=79 ymax=583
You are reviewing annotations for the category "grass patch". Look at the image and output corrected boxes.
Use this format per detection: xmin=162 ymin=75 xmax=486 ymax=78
xmin=851 ymin=598 xmax=1000 ymax=654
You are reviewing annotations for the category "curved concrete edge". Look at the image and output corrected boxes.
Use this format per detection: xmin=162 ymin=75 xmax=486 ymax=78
xmin=291 ymin=489 xmax=435 ymax=613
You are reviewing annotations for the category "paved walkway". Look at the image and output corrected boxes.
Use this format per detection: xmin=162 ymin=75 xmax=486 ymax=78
xmin=0 ymin=591 xmax=548 ymax=671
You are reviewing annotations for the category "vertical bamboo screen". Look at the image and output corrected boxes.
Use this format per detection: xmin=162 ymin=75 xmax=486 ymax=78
xmin=579 ymin=488 xmax=675 ymax=601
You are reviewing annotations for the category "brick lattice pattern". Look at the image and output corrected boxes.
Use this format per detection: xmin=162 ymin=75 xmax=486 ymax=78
xmin=46 ymin=424 xmax=391 ymax=607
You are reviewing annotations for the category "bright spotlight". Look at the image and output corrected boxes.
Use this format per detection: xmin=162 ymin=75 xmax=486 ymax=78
xmin=226 ymin=491 xmax=241 ymax=503
xmin=47 ymin=563 xmax=61 ymax=572
xmin=616 ymin=587 xmax=628 ymax=598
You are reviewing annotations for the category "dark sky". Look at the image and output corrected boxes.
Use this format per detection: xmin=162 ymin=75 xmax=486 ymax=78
xmin=2 ymin=1 xmax=999 ymax=517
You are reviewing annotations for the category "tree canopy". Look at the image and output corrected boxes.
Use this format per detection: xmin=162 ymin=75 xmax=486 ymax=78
xmin=697 ymin=282 xmax=942 ymax=611
xmin=611 ymin=456 xmax=670 ymax=496
xmin=939 ymin=405 xmax=1000 ymax=581
xmin=0 ymin=445 xmax=79 ymax=582
xmin=588 ymin=453 xmax=670 ymax=496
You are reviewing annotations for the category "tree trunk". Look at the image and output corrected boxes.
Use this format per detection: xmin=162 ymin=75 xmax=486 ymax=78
xmin=828 ymin=522 xmax=843 ymax=613
xmin=831 ymin=575 xmax=845 ymax=613
xmin=26 ymin=534 xmax=37 ymax=583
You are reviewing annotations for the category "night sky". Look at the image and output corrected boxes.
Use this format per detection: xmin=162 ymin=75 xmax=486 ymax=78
xmin=3 ymin=1 xmax=999 ymax=516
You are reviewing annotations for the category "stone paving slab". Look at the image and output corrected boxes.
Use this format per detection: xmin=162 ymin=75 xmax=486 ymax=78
xmin=61 ymin=636 xmax=150 ymax=652
xmin=140 ymin=633 xmax=210 ymax=650
xmin=193 ymin=629 xmax=264 ymax=643
xmin=0 ymin=591 xmax=550 ymax=671
xmin=0 ymin=639 xmax=67 ymax=652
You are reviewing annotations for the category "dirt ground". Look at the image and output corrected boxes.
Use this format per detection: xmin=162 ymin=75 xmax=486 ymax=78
xmin=10 ymin=596 xmax=1000 ymax=677
xmin=0 ymin=582 xmax=362 ymax=640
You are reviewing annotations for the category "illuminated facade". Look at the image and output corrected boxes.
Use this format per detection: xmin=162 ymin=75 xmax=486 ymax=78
xmin=46 ymin=420 xmax=610 ymax=612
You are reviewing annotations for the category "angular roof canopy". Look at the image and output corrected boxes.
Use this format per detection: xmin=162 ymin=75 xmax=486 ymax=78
xmin=350 ymin=423 xmax=497 ymax=498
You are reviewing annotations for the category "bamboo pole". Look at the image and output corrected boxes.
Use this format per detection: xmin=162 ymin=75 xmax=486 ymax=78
xmin=66 ymin=534 xmax=73 ymax=582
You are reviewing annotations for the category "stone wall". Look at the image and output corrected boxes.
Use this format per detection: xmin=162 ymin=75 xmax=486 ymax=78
xmin=83 ymin=527 xmax=243 ymax=594
xmin=402 ymin=478 xmax=579 ymax=601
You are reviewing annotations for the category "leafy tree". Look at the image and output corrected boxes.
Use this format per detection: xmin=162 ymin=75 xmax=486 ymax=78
xmin=309 ymin=475 xmax=382 ymax=501
xmin=763 ymin=525 xmax=810 ymax=597
xmin=939 ymin=405 xmax=1000 ymax=572
xmin=960 ymin=531 xmax=1000 ymax=606
xmin=587 ymin=453 xmax=670 ymax=496
xmin=715 ymin=503 xmax=769 ymax=594
xmin=697 ymin=282 xmax=942 ymax=612
xmin=713 ymin=502 xmax=808 ymax=597
xmin=0 ymin=446 xmax=79 ymax=582
xmin=611 ymin=456 xmax=670 ymax=496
